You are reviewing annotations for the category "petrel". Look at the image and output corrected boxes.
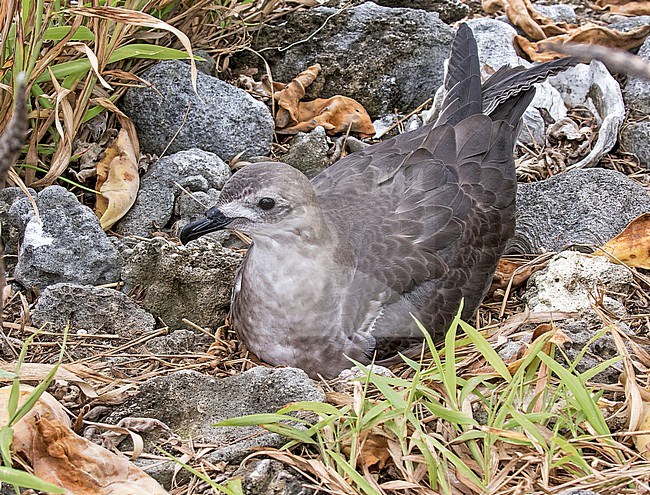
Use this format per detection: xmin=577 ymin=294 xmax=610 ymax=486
xmin=181 ymin=24 xmax=577 ymax=379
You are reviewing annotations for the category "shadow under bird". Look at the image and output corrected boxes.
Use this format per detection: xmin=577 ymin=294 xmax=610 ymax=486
xmin=181 ymin=24 xmax=577 ymax=379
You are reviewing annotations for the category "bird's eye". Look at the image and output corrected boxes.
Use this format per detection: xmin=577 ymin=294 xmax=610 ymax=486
xmin=258 ymin=197 xmax=276 ymax=210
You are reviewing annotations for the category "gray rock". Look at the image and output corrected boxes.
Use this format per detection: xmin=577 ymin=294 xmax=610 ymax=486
xmin=607 ymin=15 xmax=650 ymax=33
xmin=524 ymin=251 xmax=632 ymax=314
xmin=106 ymin=367 xmax=324 ymax=464
xmin=283 ymin=127 xmax=331 ymax=178
xmin=367 ymin=0 xmax=468 ymax=23
xmin=177 ymin=188 xmax=221 ymax=229
xmin=236 ymin=459 xmax=313 ymax=495
xmin=32 ymin=283 xmax=155 ymax=336
xmin=624 ymin=37 xmax=650 ymax=115
xmin=145 ymin=329 xmax=198 ymax=355
xmin=115 ymin=148 xmax=230 ymax=237
xmin=234 ymin=2 xmax=454 ymax=117
xmin=534 ymin=4 xmax=577 ymax=25
xmin=121 ymin=61 xmax=274 ymax=160
xmin=181 ymin=49 xmax=216 ymax=76
xmin=9 ymin=186 xmax=121 ymax=291
xmin=30 ymin=283 xmax=155 ymax=360
xmin=620 ymin=121 xmax=650 ymax=168
xmin=523 ymin=252 xmax=633 ymax=383
xmin=554 ymin=317 xmax=625 ymax=384
xmin=0 ymin=187 xmax=36 ymax=269
xmin=509 ymin=169 xmax=650 ymax=254
xmin=121 ymin=237 xmax=242 ymax=328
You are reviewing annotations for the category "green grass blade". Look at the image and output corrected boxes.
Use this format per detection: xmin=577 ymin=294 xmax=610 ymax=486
xmin=459 ymin=320 xmax=512 ymax=381
xmin=0 ymin=466 xmax=64 ymax=493
xmin=328 ymin=451 xmax=383 ymax=495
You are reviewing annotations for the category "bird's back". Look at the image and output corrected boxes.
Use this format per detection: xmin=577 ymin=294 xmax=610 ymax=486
xmin=312 ymin=24 xmax=576 ymax=356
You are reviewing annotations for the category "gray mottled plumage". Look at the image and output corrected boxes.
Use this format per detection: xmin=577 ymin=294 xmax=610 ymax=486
xmin=181 ymin=25 xmax=577 ymax=379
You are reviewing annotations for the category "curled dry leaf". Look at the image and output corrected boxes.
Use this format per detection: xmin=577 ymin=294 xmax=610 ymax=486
xmin=517 ymin=24 xmax=650 ymax=62
xmin=273 ymin=64 xmax=376 ymax=138
xmin=0 ymin=385 xmax=169 ymax=495
xmin=275 ymin=64 xmax=321 ymax=128
xmin=596 ymin=213 xmax=650 ymax=269
xmin=95 ymin=125 xmax=139 ymax=230
xmin=482 ymin=0 xmax=568 ymax=41
xmin=594 ymin=0 xmax=650 ymax=15
xmin=278 ymin=96 xmax=376 ymax=138
xmin=489 ymin=258 xmax=538 ymax=296
xmin=635 ymin=402 xmax=650 ymax=460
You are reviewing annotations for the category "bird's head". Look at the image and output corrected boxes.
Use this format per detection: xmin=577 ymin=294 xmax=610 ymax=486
xmin=180 ymin=162 xmax=324 ymax=244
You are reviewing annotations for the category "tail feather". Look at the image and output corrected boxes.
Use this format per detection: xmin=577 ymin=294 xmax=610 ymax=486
xmin=482 ymin=56 xmax=579 ymax=117
xmin=436 ymin=24 xmax=578 ymax=130
xmin=435 ymin=23 xmax=482 ymax=127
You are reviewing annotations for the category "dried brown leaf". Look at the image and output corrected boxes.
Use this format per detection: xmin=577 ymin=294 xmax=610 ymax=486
xmin=95 ymin=127 xmax=140 ymax=230
xmin=489 ymin=259 xmax=537 ymax=295
xmin=596 ymin=213 xmax=650 ymax=269
xmin=274 ymin=64 xmax=321 ymax=128
xmin=483 ymin=0 xmax=568 ymax=40
xmin=595 ymin=0 xmax=650 ymax=15
xmin=517 ymin=24 xmax=650 ymax=62
xmin=278 ymin=96 xmax=375 ymax=138
xmin=635 ymin=403 xmax=650 ymax=460
xmin=0 ymin=385 xmax=169 ymax=495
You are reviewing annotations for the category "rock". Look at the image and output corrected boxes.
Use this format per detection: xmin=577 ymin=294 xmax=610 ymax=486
xmin=32 ymin=283 xmax=155 ymax=335
xmin=524 ymin=251 xmax=632 ymax=314
xmin=549 ymin=62 xmax=624 ymax=168
xmin=367 ymin=0 xmax=468 ymax=23
xmin=115 ymin=148 xmax=230 ymax=237
xmin=0 ymin=187 xmax=36 ymax=270
xmin=8 ymin=186 xmax=120 ymax=291
xmin=233 ymin=2 xmax=454 ymax=117
xmin=120 ymin=237 xmax=242 ymax=328
xmin=510 ymin=169 xmax=650 ymax=254
xmin=177 ymin=188 xmax=221 ymax=228
xmin=606 ymin=15 xmax=650 ymax=33
xmin=620 ymin=121 xmax=650 ymax=168
xmin=181 ymin=49 xmax=216 ymax=76
xmin=523 ymin=252 xmax=633 ymax=383
xmin=282 ymin=126 xmax=331 ymax=178
xmin=624 ymin=37 xmax=650 ymax=115
xmin=144 ymin=329 xmax=198 ymax=355
xmin=121 ymin=61 xmax=274 ymax=160
xmin=106 ymin=367 xmax=324 ymax=465
xmin=534 ymin=4 xmax=577 ymax=25
xmin=236 ymin=459 xmax=313 ymax=495
xmin=30 ymin=284 xmax=155 ymax=360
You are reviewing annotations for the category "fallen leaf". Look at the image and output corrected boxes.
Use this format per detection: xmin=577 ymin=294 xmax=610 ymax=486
xmin=635 ymin=402 xmax=650 ymax=460
xmin=482 ymin=0 xmax=568 ymax=41
xmin=95 ymin=125 xmax=139 ymax=230
xmin=596 ymin=213 xmax=650 ymax=269
xmin=489 ymin=258 xmax=538 ymax=296
xmin=341 ymin=427 xmax=392 ymax=469
xmin=594 ymin=0 xmax=650 ymax=15
xmin=278 ymin=96 xmax=376 ymax=138
xmin=517 ymin=24 xmax=650 ymax=62
xmin=0 ymin=385 xmax=169 ymax=495
xmin=275 ymin=64 xmax=321 ymax=129
xmin=272 ymin=64 xmax=375 ymax=138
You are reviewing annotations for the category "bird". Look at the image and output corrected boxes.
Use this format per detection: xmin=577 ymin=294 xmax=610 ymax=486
xmin=181 ymin=24 xmax=577 ymax=379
